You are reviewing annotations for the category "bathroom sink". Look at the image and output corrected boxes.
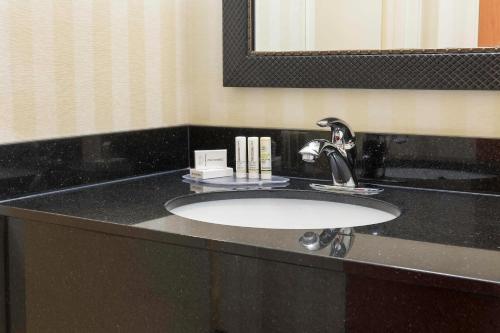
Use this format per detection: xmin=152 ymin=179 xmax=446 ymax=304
xmin=165 ymin=190 xmax=400 ymax=229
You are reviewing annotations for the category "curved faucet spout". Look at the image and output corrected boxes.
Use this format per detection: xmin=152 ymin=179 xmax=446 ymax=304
xmin=299 ymin=139 xmax=335 ymax=162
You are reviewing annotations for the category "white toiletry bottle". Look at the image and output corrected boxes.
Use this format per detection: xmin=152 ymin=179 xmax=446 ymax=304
xmin=248 ymin=137 xmax=259 ymax=179
xmin=260 ymin=137 xmax=272 ymax=179
xmin=235 ymin=136 xmax=247 ymax=178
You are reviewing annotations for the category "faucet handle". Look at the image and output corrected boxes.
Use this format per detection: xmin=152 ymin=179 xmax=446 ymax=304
xmin=316 ymin=118 xmax=355 ymax=149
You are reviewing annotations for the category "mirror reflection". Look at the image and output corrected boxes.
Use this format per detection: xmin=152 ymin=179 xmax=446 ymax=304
xmin=254 ymin=0 xmax=500 ymax=52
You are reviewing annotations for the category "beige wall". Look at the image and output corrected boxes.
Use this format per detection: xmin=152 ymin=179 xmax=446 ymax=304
xmin=1 ymin=0 xmax=500 ymax=145
xmin=0 ymin=0 xmax=189 ymax=144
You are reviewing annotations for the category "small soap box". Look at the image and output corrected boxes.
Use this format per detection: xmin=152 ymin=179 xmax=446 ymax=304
xmin=194 ymin=149 xmax=227 ymax=170
xmin=190 ymin=149 xmax=233 ymax=179
xmin=190 ymin=167 xmax=233 ymax=179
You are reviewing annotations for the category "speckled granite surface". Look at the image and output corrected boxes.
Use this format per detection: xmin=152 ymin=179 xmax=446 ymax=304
xmin=2 ymin=125 xmax=500 ymax=201
xmin=1 ymin=126 xmax=499 ymax=300
xmin=1 ymin=170 xmax=498 ymax=293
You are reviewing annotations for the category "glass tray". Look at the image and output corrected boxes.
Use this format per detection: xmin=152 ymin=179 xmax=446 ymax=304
xmin=182 ymin=174 xmax=289 ymax=186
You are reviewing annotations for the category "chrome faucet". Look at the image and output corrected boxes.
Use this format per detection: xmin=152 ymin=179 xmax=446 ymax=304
xmin=299 ymin=228 xmax=355 ymax=258
xmin=299 ymin=118 xmax=382 ymax=195
xmin=300 ymin=118 xmax=357 ymax=187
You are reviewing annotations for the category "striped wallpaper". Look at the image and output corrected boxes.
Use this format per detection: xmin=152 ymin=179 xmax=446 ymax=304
xmin=1 ymin=0 xmax=500 ymax=145
xmin=0 ymin=0 xmax=189 ymax=144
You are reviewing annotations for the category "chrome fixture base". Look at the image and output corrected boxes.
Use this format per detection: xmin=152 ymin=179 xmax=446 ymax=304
xmin=310 ymin=183 xmax=383 ymax=196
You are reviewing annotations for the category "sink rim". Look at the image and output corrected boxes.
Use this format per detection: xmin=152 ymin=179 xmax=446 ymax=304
xmin=165 ymin=189 xmax=402 ymax=227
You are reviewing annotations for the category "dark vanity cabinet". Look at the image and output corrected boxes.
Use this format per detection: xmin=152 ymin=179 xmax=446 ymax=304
xmin=0 ymin=217 xmax=5 ymax=333
xmin=6 ymin=218 xmax=500 ymax=333
xmin=7 ymin=219 xmax=346 ymax=333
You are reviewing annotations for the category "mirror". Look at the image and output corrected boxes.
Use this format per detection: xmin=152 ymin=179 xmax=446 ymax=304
xmin=254 ymin=0 xmax=500 ymax=52
xmin=223 ymin=0 xmax=500 ymax=90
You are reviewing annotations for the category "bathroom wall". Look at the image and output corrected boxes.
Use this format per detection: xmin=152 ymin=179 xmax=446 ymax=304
xmin=1 ymin=0 xmax=500 ymax=145
xmin=0 ymin=0 xmax=189 ymax=144
xmin=187 ymin=0 xmax=500 ymax=139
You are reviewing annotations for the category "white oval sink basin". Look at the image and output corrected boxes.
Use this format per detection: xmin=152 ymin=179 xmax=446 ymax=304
xmin=166 ymin=191 xmax=400 ymax=230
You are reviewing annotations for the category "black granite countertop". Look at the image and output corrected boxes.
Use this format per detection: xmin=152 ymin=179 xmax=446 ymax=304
xmin=1 ymin=169 xmax=499 ymax=294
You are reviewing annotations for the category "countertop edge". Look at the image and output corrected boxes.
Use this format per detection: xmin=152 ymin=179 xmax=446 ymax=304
xmin=1 ymin=204 xmax=499 ymax=298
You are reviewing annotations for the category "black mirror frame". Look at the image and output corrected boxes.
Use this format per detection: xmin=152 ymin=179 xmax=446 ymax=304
xmin=223 ymin=0 xmax=500 ymax=90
